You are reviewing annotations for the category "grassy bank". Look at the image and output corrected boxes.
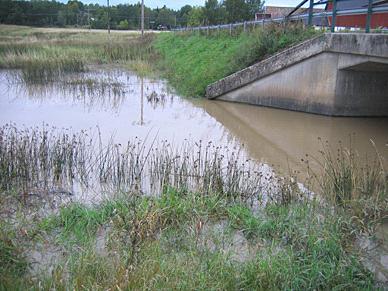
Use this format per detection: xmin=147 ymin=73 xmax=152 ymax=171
xmin=154 ymin=24 xmax=320 ymax=96
xmin=0 ymin=188 xmax=379 ymax=289
xmin=0 ymin=126 xmax=387 ymax=289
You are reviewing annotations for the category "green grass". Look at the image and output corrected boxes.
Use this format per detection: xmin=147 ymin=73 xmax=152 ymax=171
xmin=1 ymin=187 xmax=376 ymax=289
xmin=154 ymin=24 xmax=321 ymax=97
xmin=39 ymin=203 xmax=112 ymax=245
xmin=0 ymin=223 xmax=29 ymax=289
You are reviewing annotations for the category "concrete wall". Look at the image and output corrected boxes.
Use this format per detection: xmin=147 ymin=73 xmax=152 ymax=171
xmin=207 ymin=33 xmax=388 ymax=116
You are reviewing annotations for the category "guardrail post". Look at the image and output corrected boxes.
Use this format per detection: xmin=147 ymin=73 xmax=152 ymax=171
xmin=308 ymin=0 xmax=314 ymax=26
xmin=366 ymin=0 xmax=373 ymax=33
xmin=331 ymin=0 xmax=337 ymax=32
xmin=243 ymin=21 xmax=247 ymax=32
xmin=229 ymin=23 xmax=232 ymax=35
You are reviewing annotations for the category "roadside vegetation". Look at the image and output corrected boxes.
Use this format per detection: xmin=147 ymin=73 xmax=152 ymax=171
xmin=155 ymin=23 xmax=321 ymax=96
xmin=0 ymin=125 xmax=387 ymax=289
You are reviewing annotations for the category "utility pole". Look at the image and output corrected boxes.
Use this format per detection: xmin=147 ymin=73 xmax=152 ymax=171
xmin=107 ymin=0 xmax=110 ymax=34
xmin=366 ymin=0 xmax=373 ymax=33
xmin=308 ymin=0 xmax=314 ymax=26
xmin=331 ymin=0 xmax=337 ymax=33
xmin=141 ymin=0 xmax=145 ymax=36
xmin=88 ymin=6 xmax=91 ymax=30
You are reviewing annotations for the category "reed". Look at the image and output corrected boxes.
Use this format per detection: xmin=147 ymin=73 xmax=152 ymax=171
xmin=310 ymin=138 xmax=387 ymax=232
xmin=0 ymin=124 xmax=93 ymax=194
xmin=2 ymin=125 xmax=385 ymax=227
xmin=0 ymin=125 xmax=269 ymax=203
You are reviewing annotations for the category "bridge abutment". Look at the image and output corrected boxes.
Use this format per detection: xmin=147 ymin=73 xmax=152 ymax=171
xmin=206 ymin=33 xmax=388 ymax=116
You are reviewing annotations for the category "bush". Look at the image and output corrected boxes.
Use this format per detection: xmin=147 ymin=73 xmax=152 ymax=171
xmin=117 ymin=20 xmax=129 ymax=30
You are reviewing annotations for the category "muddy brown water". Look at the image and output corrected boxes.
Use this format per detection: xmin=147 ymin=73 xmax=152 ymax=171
xmin=1 ymin=68 xmax=387 ymax=193
xmin=1 ymin=68 xmax=387 ymax=171
xmin=1 ymin=68 xmax=387 ymax=283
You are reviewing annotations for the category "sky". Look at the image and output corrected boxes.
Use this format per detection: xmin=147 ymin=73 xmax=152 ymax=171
xmin=81 ymin=0 xmax=304 ymax=10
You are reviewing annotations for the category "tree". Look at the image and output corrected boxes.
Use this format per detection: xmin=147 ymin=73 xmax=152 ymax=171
xmin=0 ymin=0 xmax=262 ymax=29
xmin=155 ymin=5 xmax=176 ymax=28
xmin=117 ymin=19 xmax=129 ymax=30
xmin=187 ymin=7 xmax=205 ymax=27
xmin=223 ymin=0 xmax=262 ymax=23
xmin=204 ymin=0 xmax=219 ymax=25
xmin=246 ymin=0 xmax=263 ymax=16
xmin=224 ymin=0 xmax=248 ymax=22
xmin=178 ymin=5 xmax=192 ymax=27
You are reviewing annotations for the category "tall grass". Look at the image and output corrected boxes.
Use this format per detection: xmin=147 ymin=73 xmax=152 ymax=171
xmin=0 ymin=124 xmax=93 ymax=194
xmin=0 ymin=27 xmax=157 ymax=82
xmin=310 ymin=139 xmax=387 ymax=232
xmin=0 ymin=125 xmax=270 ymax=202
xmin=1 ymin=124 xmax=386 ymax=234
xmin=154 ymin=23 xmax=321 ymax=96
xmin=7 ymin=73 xmax=128 ymax=112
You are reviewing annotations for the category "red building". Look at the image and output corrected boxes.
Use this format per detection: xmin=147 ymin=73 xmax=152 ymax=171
xmin=255 ymin=6 xmax=326 ymax=25
xmin=326 ymin=0 xmax=388 ymax=28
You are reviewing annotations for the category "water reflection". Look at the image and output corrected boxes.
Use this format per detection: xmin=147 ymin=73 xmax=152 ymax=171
xmin=0 ymin=69 xmax=238 ymax=149
xmin=1 ymin=67 xmax=387 ymax=184
xmin=198 ymin=100 xmax=388 ymax=175
xmin=140 ymin=77 xmax=144 ymax=125
xmin=1 ymin=70 xmax=172 ymax=114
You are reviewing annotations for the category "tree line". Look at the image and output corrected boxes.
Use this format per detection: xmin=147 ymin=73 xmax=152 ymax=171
xmin=0 ymin=0 xmax=263 ymax=30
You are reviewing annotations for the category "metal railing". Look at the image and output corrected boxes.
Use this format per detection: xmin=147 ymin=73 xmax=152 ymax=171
xmin=173 ymin=3 xmax=388 ymax=34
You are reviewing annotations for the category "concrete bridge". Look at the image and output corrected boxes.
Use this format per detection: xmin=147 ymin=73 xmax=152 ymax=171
xmin=206 ymin=33 xmax=388 ymax=116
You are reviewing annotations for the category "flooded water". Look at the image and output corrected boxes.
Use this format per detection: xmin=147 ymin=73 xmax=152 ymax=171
xmin=0 ymin=69 xmax=233 ymax=146
xmin=200 ymin=100 xmax=388 ymax=175
xmin=1 ymin=68 xmax=388 ymax=282
xmin=1 ymin=68 xmax=387 ymax=179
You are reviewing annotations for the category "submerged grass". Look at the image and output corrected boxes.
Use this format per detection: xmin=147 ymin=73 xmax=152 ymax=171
xmin=0 ymin=25 xmax=157 ymax=82
xmin=1 ymin=187 xmax=376 ymax=289
xmin=0 ymin=124 xmax=270 ymax=202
